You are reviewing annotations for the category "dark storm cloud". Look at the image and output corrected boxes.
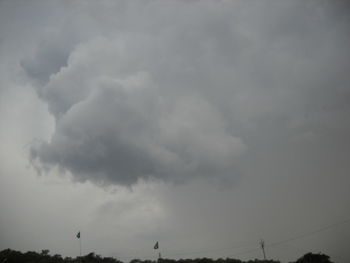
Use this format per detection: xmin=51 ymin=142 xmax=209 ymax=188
xmin=30 ymin=69 xmax=244 ymax=185
xmin=27 ymin=1 xmax=350 ymax=186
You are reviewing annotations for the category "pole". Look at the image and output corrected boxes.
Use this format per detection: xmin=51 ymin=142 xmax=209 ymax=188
xmin=78 ymin=231 xmax=82 ymax=263
xmin=154 ymin=241 xmax=160 ymax=262
xmin=260 ymin=239 xmax=266 ymax=260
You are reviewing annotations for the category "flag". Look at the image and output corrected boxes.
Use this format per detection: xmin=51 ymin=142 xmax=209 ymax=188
xmin=76 ymin=232 xmax=80 ymax=239
xmin=154 ymin=241 xmax=159 ymax=249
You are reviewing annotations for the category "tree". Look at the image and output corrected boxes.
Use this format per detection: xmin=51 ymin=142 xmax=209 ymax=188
xmin=293 ymin=252 xmax=334 ymax=263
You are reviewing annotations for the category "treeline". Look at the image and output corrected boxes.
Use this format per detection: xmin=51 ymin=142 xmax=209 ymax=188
xmin=0 ymin=249 xmax=334 ymax=263
xmin=0 ymin=249 xmax=120 ymax=263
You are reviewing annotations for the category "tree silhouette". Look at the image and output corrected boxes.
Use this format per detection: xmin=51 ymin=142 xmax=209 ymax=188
xmin=0 ymin=249 xmax=337 ymax=263
xmin=293 ymin=252 xmax=334 ymax=263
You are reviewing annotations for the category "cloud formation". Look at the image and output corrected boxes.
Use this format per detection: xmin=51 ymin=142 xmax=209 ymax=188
xmin=25 ymin=1 xmax=350 ymax=186
xmin=28 ymin=36 xmax=245 ymax=185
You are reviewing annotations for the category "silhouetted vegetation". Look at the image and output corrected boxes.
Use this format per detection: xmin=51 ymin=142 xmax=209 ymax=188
xmin=292 ymin=252 xmax=334 ymax=263
xmin=0 ymin=249 xmax=122 ymax=263
xmin=0 ymin=249 xmax=334 ymax=263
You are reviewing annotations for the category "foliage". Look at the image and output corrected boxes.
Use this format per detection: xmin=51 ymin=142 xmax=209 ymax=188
xmin=0 ymin=249 xmax=334 ymax=263
xmin=0 ymin=249 xmax=122 ymax=263
xmin=293 ymin=252 xmax=334 ymax=263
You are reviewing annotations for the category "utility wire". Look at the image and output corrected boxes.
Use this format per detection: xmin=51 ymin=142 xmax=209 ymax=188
xmin=270 ymin=242 xmax=348 ymax=263
xmin=115 ymin=215 xmax=350 ymax=261
xmin=225 ymin=216 xmax=350 ymax=261
xmin=267 ymin=216 xmax=350 ymax=248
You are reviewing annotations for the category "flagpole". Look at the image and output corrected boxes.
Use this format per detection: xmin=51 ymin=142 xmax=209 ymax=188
xmin=154 ymin=241 xmax=160 ymax=263
xmin=77 ymin=231 xmax=82 ymax=263
xmin=80 ymin=231 xmax=82 ymax=263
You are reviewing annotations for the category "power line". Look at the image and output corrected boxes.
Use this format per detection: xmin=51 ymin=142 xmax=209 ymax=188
xmin=225 ymin=216 xmax=350 ymax=261
xmin=114 ymin=215 xmax=350 ymax=261
xmin=267 ymin=216 xmax=350 ymax=248
xmin=270 ymin=242 xmax=348 ymax=263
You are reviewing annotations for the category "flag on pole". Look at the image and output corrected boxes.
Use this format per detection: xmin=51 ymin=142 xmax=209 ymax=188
xmin=154 ymin=241 xmax=159 ymax=249
xmin=76 ymin=232 xmax=80 ymax=239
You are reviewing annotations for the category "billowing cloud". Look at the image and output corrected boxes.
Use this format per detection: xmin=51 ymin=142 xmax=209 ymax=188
xmin=24 ymin=0 xmax=350 ymax=187
xmin=28 ymin=36 xmax=245 ymax=185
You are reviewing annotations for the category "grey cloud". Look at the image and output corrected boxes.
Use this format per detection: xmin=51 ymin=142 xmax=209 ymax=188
xmin=30 ymin=68 xmax=245 ymax=185
xmin=28 ymin=1 xmax=350 ymax=187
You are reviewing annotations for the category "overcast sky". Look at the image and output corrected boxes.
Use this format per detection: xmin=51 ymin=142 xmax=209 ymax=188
xmin=0 ymin=1 xmax=350 ymax=262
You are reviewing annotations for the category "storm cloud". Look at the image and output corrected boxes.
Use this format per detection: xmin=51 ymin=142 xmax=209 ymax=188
xmin=25 ymin=1 xmax=350 ymax=186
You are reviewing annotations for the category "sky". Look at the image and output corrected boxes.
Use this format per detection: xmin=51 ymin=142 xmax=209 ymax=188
xmin=0 ymin=0 xmax=349 ymax=262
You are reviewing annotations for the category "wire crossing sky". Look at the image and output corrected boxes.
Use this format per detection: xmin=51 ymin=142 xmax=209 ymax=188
xmin=0 ymin=1 xmax=349 ymax=263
